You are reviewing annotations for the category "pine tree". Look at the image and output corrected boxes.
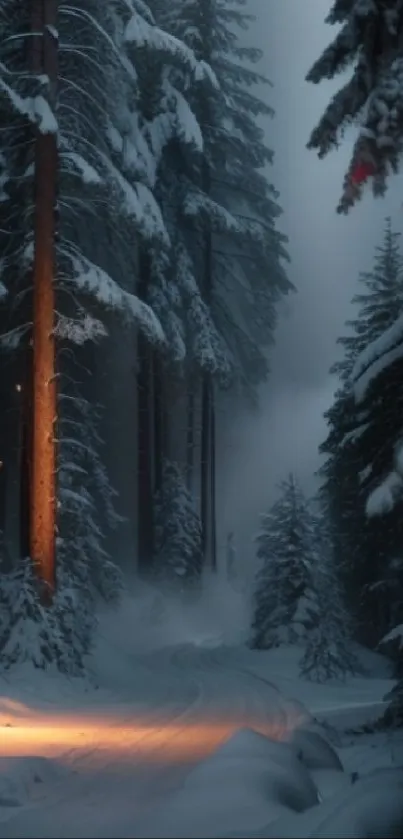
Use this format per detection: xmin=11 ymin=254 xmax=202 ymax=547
xmin=152 ymin=459 xmax=203 ymax=593
xmin=320 ymin=218 xmax=403 ymax=721
xmin=350 ymin=347 xmax=403 ymax=637
xmin=0 ymin=558 xmax=57 ymax=670
xmin=250 ymin=474 xmax=316 ymax=649
xmin=0 ymin=0 xmax=211 ymax=669
xmin=319 ymin=220 xmax=403 ymax=642
xmin=118 ymin=1 xmax=223 ymax=573
xmin=154 ymin=0 xmax=291 ymax=396
xmin=333 ymin=218 xmax=403 ymax=380
xmin=300 ymin=515 xmax=360 ymax=683
xmin=57 ymin=393 xmax=123 ymax=606
xmin=29 ymin=0 xmax=58 ymax=599
xmin=151 ymin=0 xmax=291 ymax=574
xmin=306 ymin=0 xmax=403 ymax=212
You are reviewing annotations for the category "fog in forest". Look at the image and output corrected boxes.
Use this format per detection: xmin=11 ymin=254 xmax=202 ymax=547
xmin=218 ymin=0 xmax=403 ymax=569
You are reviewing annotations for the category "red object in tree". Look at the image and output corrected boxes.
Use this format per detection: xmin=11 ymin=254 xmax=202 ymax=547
xmin=350 ymin=161 xmax=375 ymax=185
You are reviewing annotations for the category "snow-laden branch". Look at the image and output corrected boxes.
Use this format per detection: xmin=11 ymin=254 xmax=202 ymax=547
xmin=55 ymin=313 xmax=108 ymax=345
xmin=351 ymin=311 xmax=403 ymax=403
xmin=58 ymin=246 xmax=165 ymax=345
xmin=0 ymin=69 xmax=57 ymax=133
xmin=124 ymin=13 xmax=218 ymax=88
xmin=59 ymin=4 xmax=137 ymax=82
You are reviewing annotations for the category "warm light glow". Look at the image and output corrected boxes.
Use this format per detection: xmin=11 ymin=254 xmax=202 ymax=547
xmin=0 ymin=698 xmax=306 ymax=765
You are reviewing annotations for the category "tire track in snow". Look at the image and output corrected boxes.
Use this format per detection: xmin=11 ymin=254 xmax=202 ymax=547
xmin=0 ymin=659 xmax=206 ymax=838
xmin=0 ymin=645 xmax=305 ymax=838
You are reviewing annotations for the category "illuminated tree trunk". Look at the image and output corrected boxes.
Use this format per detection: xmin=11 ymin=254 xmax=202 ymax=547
xmin=30 ymin=0 xmax=58 ymax=601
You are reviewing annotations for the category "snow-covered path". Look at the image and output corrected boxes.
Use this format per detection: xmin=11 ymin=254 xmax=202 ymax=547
xmin=0 ymin=646 xmax=308 ymax=839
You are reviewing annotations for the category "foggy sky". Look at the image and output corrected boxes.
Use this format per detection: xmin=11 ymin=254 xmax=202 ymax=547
xmin=219 ymin=0 xmax=403 ymax=562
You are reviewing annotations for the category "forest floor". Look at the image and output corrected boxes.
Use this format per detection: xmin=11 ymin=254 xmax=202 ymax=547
xmin=0 ymin=584 xmax=401 ymax=838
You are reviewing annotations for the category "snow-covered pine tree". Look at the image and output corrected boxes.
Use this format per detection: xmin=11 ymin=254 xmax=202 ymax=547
xmin=250 ymin=474 xmax=316 ymax=649
xmin=50 ymin=385 xmax=125 ymax=674
xmin=124 ymin=9 xmax=228 ymax=569
xmin=0 ymin=2 xmax=39 ymax=571
xmin=153 ymin=0 xmax=292 ymax=398
xmin=150 ymin=0 xmax=292 ymax=574
xmin=299 ymin=513 xmax=360 ymax=683
xmin=320 ymin=221 xmax=403 ymax=722
xmin=350 ymin=344 xmax=403 ymax=721
xmin=0 ymin=558 xmax=57 ymax=670
xmin=0 ymin=355 xmax=124 ymax=673
xmin=334 ymin=218 xmax=403 ymax=381
xmin=57 ymin=393 xmax=123 ymax=606
xmin=152 ymin=459 xmax=203 ymax=593
xmin=0 ymin=0 xmax=153 ymax=669
xmin=319 ymin=219 xmax=403 ymax=642
xmin=0 ymin=0 xmax=214 ymax=670
xmin=306 ymin=0 xmax=403 ymax=212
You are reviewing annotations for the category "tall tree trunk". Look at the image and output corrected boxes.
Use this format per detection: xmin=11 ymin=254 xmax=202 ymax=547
xmin=200 ymin=374 xmax=210 ymax=564
xmin=153 ymin=351 xmax=164 ymax=494
xmin=210 ymin=387 xmax=217 ymax=570
xmin=186 ymin=381 xmax=195 ymax=492
xmin=137 ymin=253 xmax=153 ymax=573
xmin=201 ymin=377 xmax=217 ymax=572
xmin=200 ymin=152 xmax=217 ymax=571
xmin=30 ymin=0 xmax=58 ymax=602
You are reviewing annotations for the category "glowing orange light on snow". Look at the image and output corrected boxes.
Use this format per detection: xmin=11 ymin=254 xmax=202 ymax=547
xmin=0 ymin=699 xmax=305 ymax=764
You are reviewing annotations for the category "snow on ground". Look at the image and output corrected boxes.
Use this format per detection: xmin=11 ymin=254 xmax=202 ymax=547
xmin=0 ymin=757 xmax=70 ymax=810
xmin=0 ymin=579 xmax=400 ymax=838
xmin=229 ymin=642 xmax=395 ymax=730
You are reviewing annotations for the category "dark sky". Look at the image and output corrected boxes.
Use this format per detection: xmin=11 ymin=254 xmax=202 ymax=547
xmin=219 ymin=0 xmax=403 ymax=563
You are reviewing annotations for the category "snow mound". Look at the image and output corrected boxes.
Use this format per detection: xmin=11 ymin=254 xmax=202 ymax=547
xmin=310 ymin=768 xmax=351 ymax=801
xmin=215 ymin=728 xmax=301 ymax=767
xmin=236 ymin=768 xmax=403 ymax=838
xmin=313 ymin=768 xmax=403 ymax=838
xmin=158 ymin=728 xmax=319 ymax=838
xmin=0 ymin=756 xmax=70 ymax=811
xmin=289 ymin=727 xmax=343 ymax=772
